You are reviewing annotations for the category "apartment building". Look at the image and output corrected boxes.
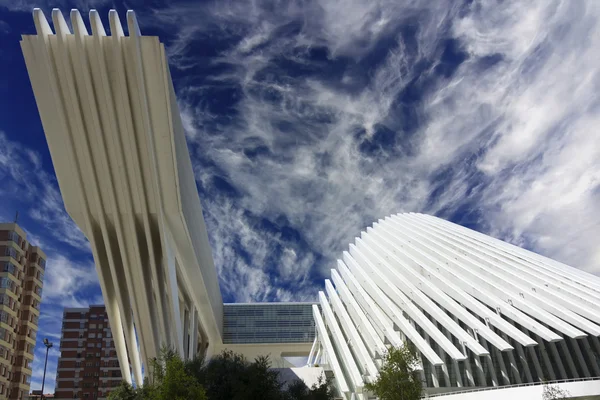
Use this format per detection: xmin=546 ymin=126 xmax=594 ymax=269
xmin=55 ymin=306 xmax=127 ymax=399
xmin=0 ymin=223 xmax=45 ymax=399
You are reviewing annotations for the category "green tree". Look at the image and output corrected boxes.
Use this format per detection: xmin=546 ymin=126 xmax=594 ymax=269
xmin=285 ymin=375 xmax=335 ymax=400
xmin=244 ymin=355 xmax=284 ymax=400
xmin=156 ymin=350 xmax=206 ymax=400
xmin=108 ymin=348 xmax=206 ymax=400
xmin=196 ymin=350 xmax=284 ymax=400
xmin=364 ymin=344 xmax=423 ymax=400
xmin=107 ymin=381 xmax=141 ymax=400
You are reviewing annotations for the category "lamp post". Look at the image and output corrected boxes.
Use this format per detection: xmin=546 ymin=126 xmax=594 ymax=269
xmin=40 ymin=338 xmax=53 ymax=400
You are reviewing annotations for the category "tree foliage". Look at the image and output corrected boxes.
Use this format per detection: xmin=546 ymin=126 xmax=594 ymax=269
xmin=109 ymin=348 xmax=334 ymax=400
xmin=284 ymin=375 xmax=336 ymax=400
xmin=108 ymin=348 xmax=206 ymax=400
xmin=542 ymin=382 xmax=571 ymax=400
xmin=364 ymin=344 xmax=423 ymax=400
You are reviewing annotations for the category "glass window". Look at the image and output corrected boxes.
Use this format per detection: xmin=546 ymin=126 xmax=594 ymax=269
xmin=4 ymin=248 xmax=17 ymax=260
xmin=7 ymin=232 xmax=19 ymax=244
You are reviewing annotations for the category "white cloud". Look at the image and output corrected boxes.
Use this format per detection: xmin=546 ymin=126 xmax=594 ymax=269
xmin=154 ymin=0 xmax=600 ymax=303
xmin=0 ymin=132 xmax=89 ymax=250
xmin=42 ymin=254 xmax=100 ymax=307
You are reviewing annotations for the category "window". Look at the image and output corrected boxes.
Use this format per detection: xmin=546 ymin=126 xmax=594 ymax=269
xmin=96 ymin=343 xmax=101 ymax=348
xmin=88 ymin=333 xmax=96 ymax=339
xmin=87 ymin=343 xmax=94 ymax=348
xmin=0 ymin=279 xmax=12 ymax=290
xmin=38 ymin=258 xmax=46 ymax=269
xmin=90 ymin=324 xmax=96 ymax=329
xmin=4 ymin=248 xmax=17 ymax=260
xmin=98 ymin=324 xmax=103 ymax=329
xmin=34 ymin=286 xmax=42 ymax=296
xmin=0 ymin=312 xmax=9 ymax=323
xmin=3 ymin=262 xmax=16 ymax=276
xmin=7 ymin=231 xmax=19 ymax=244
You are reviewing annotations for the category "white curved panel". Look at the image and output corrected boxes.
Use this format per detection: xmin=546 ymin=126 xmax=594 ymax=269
xmin=314 ymin=213 xmax=600 ymax=399
xmin=21 ymin=9 xmax=223 ymax=384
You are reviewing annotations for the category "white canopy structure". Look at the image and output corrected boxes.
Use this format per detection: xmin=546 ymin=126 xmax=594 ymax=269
xmin=311 ymin=213 xmax=600 ymax=399
xmin=21 ymin=9 xmax=224 ymax=384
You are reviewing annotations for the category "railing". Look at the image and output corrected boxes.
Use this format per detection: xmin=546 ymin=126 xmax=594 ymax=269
xmin=423 ymin=377 xmax=600 ymax=398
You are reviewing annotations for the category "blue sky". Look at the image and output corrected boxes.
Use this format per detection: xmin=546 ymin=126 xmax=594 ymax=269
xmin=1 ymin=0 xmax=600 ymax=393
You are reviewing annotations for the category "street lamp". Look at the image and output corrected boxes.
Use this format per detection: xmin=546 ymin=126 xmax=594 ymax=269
xmin=40 ymin=338 xmax=53 ymax=400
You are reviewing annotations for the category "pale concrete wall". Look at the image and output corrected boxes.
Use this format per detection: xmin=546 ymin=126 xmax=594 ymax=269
xmin=214 ymin=342 xmax=313 ymax=368
xmin=425 ymin=380 xmax=600 ymax=400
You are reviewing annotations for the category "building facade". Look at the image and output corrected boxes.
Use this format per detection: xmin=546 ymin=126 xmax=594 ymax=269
xmin=310 ymin=213 xmax=600 ymax=399
xmin=55 ymin=306 xmax=126 ymax=400
xmin=0 ymin=223 xmax=46 ymax=399
xmin=223 ymin=303 xmax=316 ymax=345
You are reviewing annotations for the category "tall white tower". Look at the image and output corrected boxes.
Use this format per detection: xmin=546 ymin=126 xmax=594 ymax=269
xmin=21 ymin=9 xmax=224 ymax=384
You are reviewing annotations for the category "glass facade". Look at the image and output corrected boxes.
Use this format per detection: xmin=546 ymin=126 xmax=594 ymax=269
xmin=223 ymin=303 xmax=316 ymax=344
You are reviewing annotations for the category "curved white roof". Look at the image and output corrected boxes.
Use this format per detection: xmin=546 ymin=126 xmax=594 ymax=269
xmin=311 ymin=213 xmax=600 ymax=398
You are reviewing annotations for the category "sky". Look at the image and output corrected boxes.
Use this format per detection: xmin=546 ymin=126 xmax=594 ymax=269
xmin=1 ymin=0 xmax=600 ymax=394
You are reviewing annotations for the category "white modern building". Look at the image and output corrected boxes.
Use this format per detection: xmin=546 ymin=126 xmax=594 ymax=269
xmin=21 ymin=9 xmax=600 ymax=399
xmin=310 ymin=213 xmax=600 ymax=399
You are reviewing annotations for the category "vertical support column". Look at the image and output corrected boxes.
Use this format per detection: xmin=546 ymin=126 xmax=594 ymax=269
xmin=422 ymin=332 xmax=440 ymax=388
xmin=164 ymin=237 xmax=184 ymax=357
xmin=315 ymin=343 xmax=322 ymax=366
xmin=468 ymin=329 xmax=486 ymax=386
xmin=548 ymin=342 xmax=567 ymax=379
xmin=570 ymin=338 xmax=591 ymax=378
xmin=502 ymin=341 xmax=521 ymax=383
xmin=183 ymin=307 xmax=190 ymax=358
xmin=581 ymin=337 xmax=600 ymax=376
xmin=460 ymin=345 xmax=475 ymax=387
xmin=527 ymin=346 xmax=544 ymax=381
xmin=307 ymin=338 xmax=318 ymax=366
xmin=507 ymin=321 xmax=532 ymax=383
xmin=559 ymin=340 xmax=579 ymax=378
xmin=442 ymin=326 xmax=463 ymax=387
xmin=452 ymin=316 xmax=474 ymax=387
xmin=535 ymin=335 xmax=556 ymax=380
xmin=189 ymin=309 xmax=198 ymax=360
xmin=478 ymin=339 xmax=498 ymax=386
